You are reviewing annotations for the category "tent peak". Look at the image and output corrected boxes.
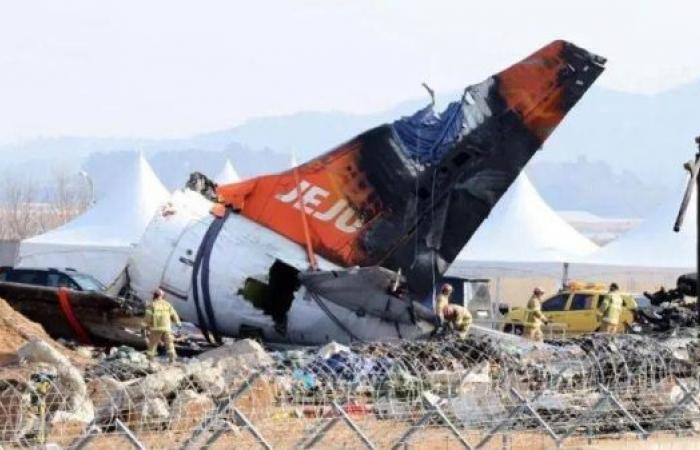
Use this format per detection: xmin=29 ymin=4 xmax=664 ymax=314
xmin=215 ymin=159 xmax=241 ymax=184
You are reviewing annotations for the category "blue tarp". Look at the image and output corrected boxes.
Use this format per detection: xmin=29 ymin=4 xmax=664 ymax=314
xmin=300 ymin=351 xmax=395 ymax=386
xmin=392 ymin=100 xmax=467 ymax=165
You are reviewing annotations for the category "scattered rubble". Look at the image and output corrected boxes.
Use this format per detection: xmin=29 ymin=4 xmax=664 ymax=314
xmin=89 ymin=346 xmax=153 ymax=380
xmin=637 ymin=276 xmax=699 ymax=332
xmin=86 ymin=375 xmax=126 ymax=422
xmin=636 ymin=301 xmax=698 ymax=332
xmin=127 ymin=365 xmax=187 ymax=401
xmin=130 ymin=396 xmax=170 ymax=430
xmin=0 ymin=313 xmax=698 ymax=447
xmin=317 ymin=341 xmax=350 ymax=359
xmin=17 ymin=339 xmax=94 ymax=424
xmin=197 ymin=338 xmax=274 ymax=367
xmin=170 ymin=389 xmax=214 ymax=429
xmin=187 ymin=360 xmax=226 ymax=396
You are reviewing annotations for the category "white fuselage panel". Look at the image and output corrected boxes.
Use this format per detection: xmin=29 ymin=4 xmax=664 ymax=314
xmin=128 ymin=190 xmax=429 ymax=345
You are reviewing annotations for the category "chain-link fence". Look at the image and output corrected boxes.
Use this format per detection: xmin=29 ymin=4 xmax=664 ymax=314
xmin=0 ymin=333 xmax=698 ymax=449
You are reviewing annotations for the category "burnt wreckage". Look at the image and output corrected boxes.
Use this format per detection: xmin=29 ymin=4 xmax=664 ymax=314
xmin=364 ymin=44 xmax=606 ymax=296
xmin=213 ymin=39 xmax=606 ymax=293
xmin=154 ymin=40 xmax=607 ymax=343
xmin=5 ymin=41 xmax=607 ymax=345
xmin=636 ymin=272 xmax=699 ymax=332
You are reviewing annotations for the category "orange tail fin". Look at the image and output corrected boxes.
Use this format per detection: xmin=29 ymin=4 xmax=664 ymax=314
xmin=217 ymin=40 xmax=605 ymax=295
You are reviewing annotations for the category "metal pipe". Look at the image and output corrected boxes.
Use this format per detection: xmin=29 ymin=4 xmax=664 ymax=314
xmin=695 ymin=137 xmax=700 ymax=326
xmin=672 ymin=136 xmax=700 ymax=326
xmin=291 ymin=152 xmax=318 ymax=271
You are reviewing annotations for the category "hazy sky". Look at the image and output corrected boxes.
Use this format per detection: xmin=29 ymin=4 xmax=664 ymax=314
xmin=1 ymin=0 xmax=698 ymax=144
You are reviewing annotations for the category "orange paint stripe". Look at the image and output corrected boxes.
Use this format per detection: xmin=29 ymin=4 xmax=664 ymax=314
xmin=57 ymin=287 xmax=93 ymax=345
xmin=293 ymin=160 xmax=318 ymax=270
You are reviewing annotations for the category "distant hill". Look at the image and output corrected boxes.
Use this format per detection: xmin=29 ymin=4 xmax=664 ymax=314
xmin=81 ymin=145 xmax=290 ymax=196
xmin=526 ymin=157 xmax=667 ymax=217
xmin=2 ymin=79 xmax=699 ymax=217
xmin=183 ymin=81 xmax=700 ymax=183
xmin=539 ymin=81 xmax=700 ymax=181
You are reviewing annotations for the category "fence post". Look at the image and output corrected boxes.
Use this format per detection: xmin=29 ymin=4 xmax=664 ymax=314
xmin=114 ymin=418 xmax=147 ymax=450
xmin=509 ymin=388 xmax=558 ymax=443
xmin=180 ymin=370 xmax=264 ymax=450
xmin=391 ymin=393 xmax=472 ymax=450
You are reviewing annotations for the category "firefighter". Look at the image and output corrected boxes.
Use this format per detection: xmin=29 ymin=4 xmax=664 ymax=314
xmin=435 ymin=283 xmax=453 ymax=325
xmin=442 ymin=304 xmax=473 ymax=339
xmin=27 ymin=370 xmax=55 ymax=444
xmin=143 ymin=288 xmax=181 ymax=363
xmin=600 ymin=282 xmax=623 ymax=334
xmin=524 ymin=287 xmax=548 ymax=342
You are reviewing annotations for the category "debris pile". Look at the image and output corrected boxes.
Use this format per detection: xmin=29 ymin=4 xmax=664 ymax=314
xmin=637 ymin=276 xmax=699 ymax=332
xmin=0 ymin=329 xmax=698 ymax=446
xmin=636 ymin=300 xmax=698 ymax=332
xmin=88 ymin=346 xmax=152 ymax=380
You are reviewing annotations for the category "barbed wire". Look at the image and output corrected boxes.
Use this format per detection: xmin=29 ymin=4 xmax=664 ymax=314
xmin=0 ymin=333 xmax=698 ymax=449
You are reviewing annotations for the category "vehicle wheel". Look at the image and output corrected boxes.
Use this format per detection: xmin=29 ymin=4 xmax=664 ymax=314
xmin=503 ymin=324 xmax=513 ymax=333
xmin=513 ymin=325 xmax=524 ymax=336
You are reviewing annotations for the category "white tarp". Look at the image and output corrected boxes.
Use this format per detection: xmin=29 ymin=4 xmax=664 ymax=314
xmin=458 ymin=174 xmax=598 ymax=263
xmin=582 ymin=179 xmax=695 ymax=269
xmin=17 ymin=154 xmax=169 ymax=284
xmin=214 ymin=159 xmax=240 ymax=184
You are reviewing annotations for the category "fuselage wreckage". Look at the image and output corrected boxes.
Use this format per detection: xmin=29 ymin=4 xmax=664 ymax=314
xmin=126 ymin=40 xmax=605 ymax=345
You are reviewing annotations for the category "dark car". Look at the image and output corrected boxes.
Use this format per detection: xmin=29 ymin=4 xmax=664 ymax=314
xmin=0 ymin=267 xmax=106 ymax=292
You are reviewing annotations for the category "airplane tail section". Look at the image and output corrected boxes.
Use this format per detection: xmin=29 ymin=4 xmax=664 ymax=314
xmin=217 ymin=40 xmax=605 ymax=295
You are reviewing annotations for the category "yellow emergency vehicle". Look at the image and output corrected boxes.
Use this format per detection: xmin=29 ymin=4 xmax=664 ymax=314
xmin=502 ymin=282 xmax=638 ymax=336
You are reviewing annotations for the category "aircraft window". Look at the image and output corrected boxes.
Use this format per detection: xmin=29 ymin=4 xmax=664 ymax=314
xmin=570 ymin=294 xmax=595 ymax=311
xmin=541 ymin=294 xmax=568 ymax=311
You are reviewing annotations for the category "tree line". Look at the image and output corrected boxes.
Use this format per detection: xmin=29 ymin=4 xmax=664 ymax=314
xmin=0 ymin=170 xmax=92 ymax=240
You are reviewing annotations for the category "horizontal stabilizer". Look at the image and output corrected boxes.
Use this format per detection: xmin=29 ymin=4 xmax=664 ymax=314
xmin=299 ymin=267 xmax=435 ymax=325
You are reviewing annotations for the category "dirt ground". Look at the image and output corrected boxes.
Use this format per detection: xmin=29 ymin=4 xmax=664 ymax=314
xmin=39 ymin=426 xmax=699 ymax=449
xmin=0 ymin=297 xmax=89 ymax=367
xmin=29 ymin=381 xmax=700 ymax=450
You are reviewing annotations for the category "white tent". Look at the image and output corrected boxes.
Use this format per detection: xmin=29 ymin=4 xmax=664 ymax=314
xmin=214 ymin=159 xmax=240 ymax=184
xmin=458 ymin=174 xmax=599 ymax=263
xmin=17 ymin=154 xmax=170 ymax=284
xmin=583 ymin=180 xmax=695 ymax=269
